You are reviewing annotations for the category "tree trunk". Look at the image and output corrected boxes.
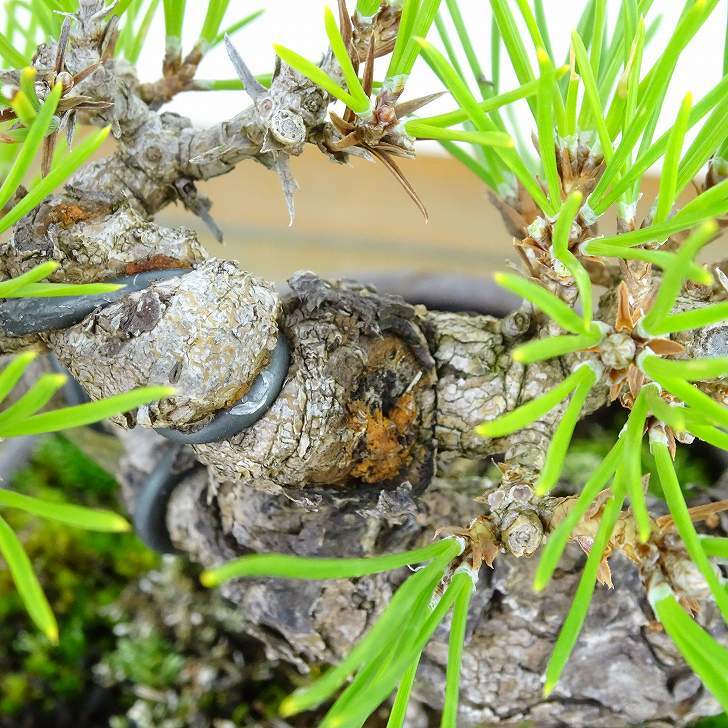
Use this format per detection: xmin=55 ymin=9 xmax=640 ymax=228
xmin=2 ymin=7 xmax=726 ymax=723
xmin=112 ymin=417 xmax=727 ymax=727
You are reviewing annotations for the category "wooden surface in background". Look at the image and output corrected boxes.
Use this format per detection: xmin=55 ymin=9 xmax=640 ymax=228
xmin=156 ymin=152 xmax=727 ymax=283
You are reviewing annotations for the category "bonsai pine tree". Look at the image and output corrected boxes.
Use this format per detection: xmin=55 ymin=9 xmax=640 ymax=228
xmin=0 ymin=0 xmax=727 ymax=725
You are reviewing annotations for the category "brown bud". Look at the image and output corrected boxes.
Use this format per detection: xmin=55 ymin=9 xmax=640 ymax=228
xmin=501 ymin=510 xmax=543 ymax=558
xmin=600 ymin=332 xmax=636 ymax=371
xmin=56 ymin=71 xmax=74 ymax=93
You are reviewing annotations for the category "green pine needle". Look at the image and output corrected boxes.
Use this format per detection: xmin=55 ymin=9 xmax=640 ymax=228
xmin=0 ymin=351 xmax=39 ymax=404
xmin=417 ymin=71 xmax=566 ymax=128
xmin=490 ymin=11 xmax=501 ymax=93
xmin=438 ymin=140 xmax=498 ymax=188
xmin=632 ymin=0 xmax=719 ymax=167
xmin=476 ymin=365 xmax=589 ymax=440
xmin=416 ymin=39 xmax=551 ymax=211
xmin=19 ymin=67 xmax=40 ymax=112
xmin=571 ymin=31 xmax=613 ymax=162
xmin=273 ymin=44 xmax=369 ymax=114
xmin=512 ymin=326 xmax=603 ymax=365
xmin=654 ymin=92 xmax=692 ymax=225
xmin=0 ymin=82 xmax=62 ymax=212
xmin=650 ymin=430 xmax=728 ymax=623
xmin=638 ymin=220 xmax=719 ymax=335
xmin=210 ymin=9 xmax=265 ymax=49
xmin=30 ymin=0 xmax=60 ymax=37
xmin=112 ymin=0 xmax=137 ymax=16
xmin=400 ymin=0 xmax=443 ymax=78
xmin=551 ymin=190 xmax=594 ymax=327
xmin=687 ymin=420 xmax=728 ymax=451
xmin=324 ymin=5 xmax=370 ymax=114
xmin=534 ymin=439 xmax=624 ymax=591
xmin=587 ymin=103 xmax=649 ymax=215
xmin=587 ymin=0 xmax=607 ymax=82
xmin=620 ymin=387 xmax=652 ymax=543
xmin=594 ymin=73 xmax=728 ymax=212
xmin=327 ymin=572 xmax=469 ymax=727
xmin=404 ymin=121 xmax=513 ymax=148
xmin=444 ymin=0 xmax=486 ymax=95
xmin=564 ymin=56 xmax=580 ymax=138
xmin=700 ymin=536 xmax=728 ymax=560
xmin=163 ymin=0 xmax=186 ymax=50
xmin=644 ymin=387 xmax=688 ymax=433
xmin=200 ymin=0 xmax=231 ymax=48
xmin=201 ymin=536 xmax=458 ymax=587
xmin=11 ymin=89 xmax=37 ymax=128
xmin=651 ymin=586 xmax=728 ymax=712
xmin=535 ymin=363 xmax=600 ymax=496
xmin=0 ymin=385 xmax=176 ymax=438
xmin=490 ymin=0 xmax=534 ymax=87
xmin=642 ymin=356 xmax=728 ymax=382
xmin=536 ymin=48 xmax=561 ymax=210
xmin=0 ymin=490 xmax=131 ymax=532
xmin=641 ymin=359 xmax=728 ymax=431
xmin=617 ymin=18 xmax=646 ymax=201
xmin=357 ymin=0 xmax=382 ymax=17
xmin=0 ymin=30 xmax=29 ymax=68
xmin=321 ymin=585 xmax=434 ymax=724
xmin=386 ymin=653 xmax=422 ymax=728
xmin=676 ymin=100 xmax=728 ymax=196
xmin=543 ymin=485 xmax=625 ymax=696
xmin=278 ymin=540 xmax=461 ymax=717
xmin=0 ymin=514 xmax=58 ymax=643
xmin=126 ymin=0 xmax=161 ymax=64
xmin=493 ymin=271 xmax=588 ymax=334
xmin=434 ymin=11 xmax=468 ymax=82
xmin=533 ymin=0 xmax=553 ymax=59
xmin=441 ymin=569 xmax=474 ymax=728
xmin=4 ymin=281 xmax=125 ymax=298
xmin=586 ymin=192 xmax=724 ymax=251
xmin=514 ymin=0 xmax=550 ymax=60
xmin=582 ymin=241 xmax=711 ymax=285
xmin=0 ymin=261 xmax=59 ymax=298
xmin=638 ymin=302 xmax=728 ymax=336
xmin=387 ymin=0 xmax=420 ymax=80
xmin=0 ymin=373 xmax=68 ymax=428
xmin=196 ymin=74 xmax=272 ymax=91
xmin=387 ymin=0 xmax=443 ymax=79
xmin=0 ymin=126 xmax=112 ymax=235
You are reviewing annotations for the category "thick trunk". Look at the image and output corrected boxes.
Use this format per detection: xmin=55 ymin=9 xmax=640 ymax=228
xmin=1 ymin=7 xmax=726 ymax=723
xmin=110 ymin=423 xmax=726 ymax=727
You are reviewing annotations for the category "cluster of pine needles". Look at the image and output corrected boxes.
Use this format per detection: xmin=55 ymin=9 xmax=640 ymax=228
xmin=204 ymin=0 xmax=728 ymax=725
xmin=0 ymin=1 xmax=726 ymax=726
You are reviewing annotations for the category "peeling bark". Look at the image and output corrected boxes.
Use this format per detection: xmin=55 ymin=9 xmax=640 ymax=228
xmin=152 ymin=454 xmax=725 ymax=727
xmin=1 ymin=5 xmax=727 ymax=724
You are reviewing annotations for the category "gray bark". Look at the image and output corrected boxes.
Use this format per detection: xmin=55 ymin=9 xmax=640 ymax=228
xmin=1 ymin=5 xmax=727 ymax=724
xmin=113 ymin=437 xmax=725 ymax=727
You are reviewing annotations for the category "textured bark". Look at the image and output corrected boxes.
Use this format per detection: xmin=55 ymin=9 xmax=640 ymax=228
xmin=107 ymin=431 xmax=727 ymax=727
xmin=47 ymin=260 xmax=281 ymax=429
xmin=1 ymin=5 xmax=727 ymax=724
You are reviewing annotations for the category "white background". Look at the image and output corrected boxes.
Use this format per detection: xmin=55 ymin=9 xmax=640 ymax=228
xmin=0 ymin=1 xmax=725 ymax=154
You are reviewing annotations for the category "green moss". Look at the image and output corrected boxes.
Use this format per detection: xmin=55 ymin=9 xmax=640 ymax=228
xmin=0 ymin=434 xmax=158 ymax=723
xmin=0 ymin=434 xmax=314 ymax=726
xmin=560 ymin=415 xmax=713 ymax=497
xmin=105 ymin=635 xmax=184 ymax=690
